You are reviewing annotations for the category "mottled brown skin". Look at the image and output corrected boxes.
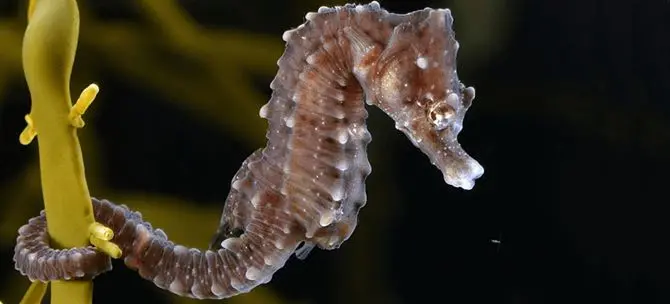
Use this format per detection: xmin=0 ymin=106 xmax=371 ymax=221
xmin=14 ymin=2 xmax=484 ymax=300
xmin=352 ymin=8 xmax=484 ymax=190
xmin=211 ymin=3 xmax=484 ymax=262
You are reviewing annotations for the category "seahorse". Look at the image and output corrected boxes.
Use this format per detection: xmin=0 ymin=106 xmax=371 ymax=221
xmin=13 ymin=2 xmax=484 ymax=299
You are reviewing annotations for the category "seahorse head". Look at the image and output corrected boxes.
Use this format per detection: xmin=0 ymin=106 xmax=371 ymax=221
xmin=353 ymin=8 xmax=484 ymax=190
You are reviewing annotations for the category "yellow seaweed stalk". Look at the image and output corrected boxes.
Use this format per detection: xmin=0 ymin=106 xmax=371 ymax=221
xmin=18 ymin=0 xmax=120 ymax=303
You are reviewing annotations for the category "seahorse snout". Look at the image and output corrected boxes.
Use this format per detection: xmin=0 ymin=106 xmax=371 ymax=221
xmin=442 ymin=157 xmax=484 ymax=190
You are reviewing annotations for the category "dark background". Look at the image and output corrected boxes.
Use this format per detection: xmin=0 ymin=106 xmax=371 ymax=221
xmin=1 ymin=0 xmax=669 ymax=303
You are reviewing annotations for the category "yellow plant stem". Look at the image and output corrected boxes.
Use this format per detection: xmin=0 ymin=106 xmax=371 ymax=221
xmin=19 ymin=282 xmax=47 ymax=304
xmin=22 ymin=0 xmax=95 ymax=303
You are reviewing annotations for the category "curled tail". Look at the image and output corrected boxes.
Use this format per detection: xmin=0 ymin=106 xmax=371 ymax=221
xmin=14 ymin=198 xmax=303 ymax=299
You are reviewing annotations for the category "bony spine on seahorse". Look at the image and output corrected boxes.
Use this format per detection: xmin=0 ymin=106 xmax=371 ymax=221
xmin=13 ymin=2 xmax=484 ymax=300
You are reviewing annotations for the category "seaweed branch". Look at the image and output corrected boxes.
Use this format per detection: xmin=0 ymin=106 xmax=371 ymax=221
xmin=18 ymin=0 xmax=120 ymax=303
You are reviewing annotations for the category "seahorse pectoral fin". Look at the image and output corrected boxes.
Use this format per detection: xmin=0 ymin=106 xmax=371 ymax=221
xmin=208 ymin=233 xmax=224 ymax=250
xmin=294 ymin=241 xmax=316 ymax=260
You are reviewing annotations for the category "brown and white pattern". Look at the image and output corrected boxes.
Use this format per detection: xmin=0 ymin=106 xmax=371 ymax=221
xmin=14 ymin=2 xmax=484 ymax=299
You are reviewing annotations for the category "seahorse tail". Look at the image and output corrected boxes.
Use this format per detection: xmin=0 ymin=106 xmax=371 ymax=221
xmin=14 ymin=198 xmax=301 ymax=299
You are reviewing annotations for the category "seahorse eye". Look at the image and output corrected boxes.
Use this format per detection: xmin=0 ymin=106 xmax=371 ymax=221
xmin=427 ymin=102 xmax=455 ymax=130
